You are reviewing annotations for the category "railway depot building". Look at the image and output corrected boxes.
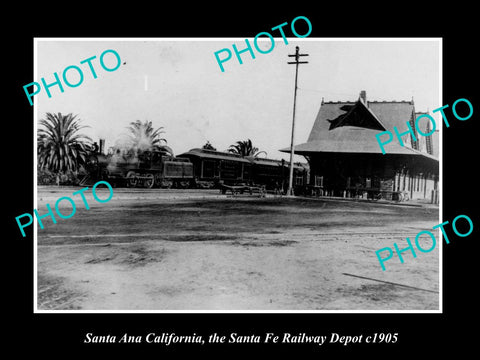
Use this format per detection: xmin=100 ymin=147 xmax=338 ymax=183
xmin=281 ymin=91 xmax=439 ymax=202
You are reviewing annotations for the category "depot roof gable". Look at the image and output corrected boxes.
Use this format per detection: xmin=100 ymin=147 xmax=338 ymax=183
xmin=327 ymin=99 xmax=387 ymax=132
xmin=308 ymin=99 xmax=416 ymax=143
xmin=280 ymin=91 xmax=437 ymax=161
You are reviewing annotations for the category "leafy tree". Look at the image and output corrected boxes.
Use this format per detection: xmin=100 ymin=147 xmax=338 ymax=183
xmin=37 ymin=112 xmax=92 ymax=173
xmin=228 ymin=139 xmax=266 ymax=157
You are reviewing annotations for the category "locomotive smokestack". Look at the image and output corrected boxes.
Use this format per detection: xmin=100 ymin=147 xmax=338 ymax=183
xmin=99 ymin=139 xmax=105 ymax=154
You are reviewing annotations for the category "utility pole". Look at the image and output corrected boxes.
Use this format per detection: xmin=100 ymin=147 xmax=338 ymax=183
xmin=287 ymin=46 xmax=308 ymax=196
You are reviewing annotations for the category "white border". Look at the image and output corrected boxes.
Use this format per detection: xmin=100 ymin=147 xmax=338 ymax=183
xmin=34 ymin=37 xmax=443 ymax=314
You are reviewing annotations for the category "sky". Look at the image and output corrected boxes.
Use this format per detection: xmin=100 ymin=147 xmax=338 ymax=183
xmin=35 ymin=38 xmax=441 ymax=161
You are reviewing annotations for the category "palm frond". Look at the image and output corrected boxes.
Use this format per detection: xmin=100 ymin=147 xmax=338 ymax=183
xmin=124 ymin=120 xmax=168 ymax=150
xmin=37 ymin=112 xmax=92 ymax=173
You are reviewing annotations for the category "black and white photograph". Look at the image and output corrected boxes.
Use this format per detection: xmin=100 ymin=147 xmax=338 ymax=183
xmin=7 ymin=7 xmax=478 ymax=356
xmin=33 ymin=38 xmax=441 ymax=312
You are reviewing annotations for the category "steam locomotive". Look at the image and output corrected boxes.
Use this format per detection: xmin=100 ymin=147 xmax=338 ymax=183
xmin=84 ymin=146 xmax=309 ymax=191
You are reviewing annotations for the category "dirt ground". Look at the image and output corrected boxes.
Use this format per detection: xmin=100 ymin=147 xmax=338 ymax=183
xmin=36 ymin=186 xmax=440 ymax=311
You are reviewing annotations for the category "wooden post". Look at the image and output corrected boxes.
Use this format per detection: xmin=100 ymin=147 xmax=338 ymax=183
xmin=287 ymin=46 xmax=309 ymax=196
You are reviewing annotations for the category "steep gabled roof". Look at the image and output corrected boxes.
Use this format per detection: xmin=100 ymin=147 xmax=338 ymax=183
xmin=326 ymin=100 xmax=387 ymax=132
xmin=281 ymin=94 xmax=437 ymax=161
xmin=369 ymin=101 xmax=416 ymax=136
xmin=307 ymin=101 xmax=356 ymax=142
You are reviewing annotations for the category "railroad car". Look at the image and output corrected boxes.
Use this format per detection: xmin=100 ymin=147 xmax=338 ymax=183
xmin=178 ymin=148 xmax=309 ymax=191
xmin=85 ymin=146 xmax=309 ymax=192
xmin=85 ymin=147 xmax=194 ymax=188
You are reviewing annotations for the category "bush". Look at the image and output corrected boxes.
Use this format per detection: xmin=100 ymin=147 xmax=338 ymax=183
xmin=37 ymin=167 xmax=82 ymax=186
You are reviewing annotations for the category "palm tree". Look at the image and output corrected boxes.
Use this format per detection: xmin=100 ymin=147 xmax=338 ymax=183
xmin=126 ymin=120 xmax=168 ymax=152
xmin=37 ymin=112 xmax=92 ymax=173
xmin=228 ymin=139 xmax=267 ymax=157
xmin=202 ymin=141 xmax=216 ymax=151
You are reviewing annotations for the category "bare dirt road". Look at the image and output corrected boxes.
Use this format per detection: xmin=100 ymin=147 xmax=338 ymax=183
xmin=36 ymin=187 xmax=440 ymax=311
